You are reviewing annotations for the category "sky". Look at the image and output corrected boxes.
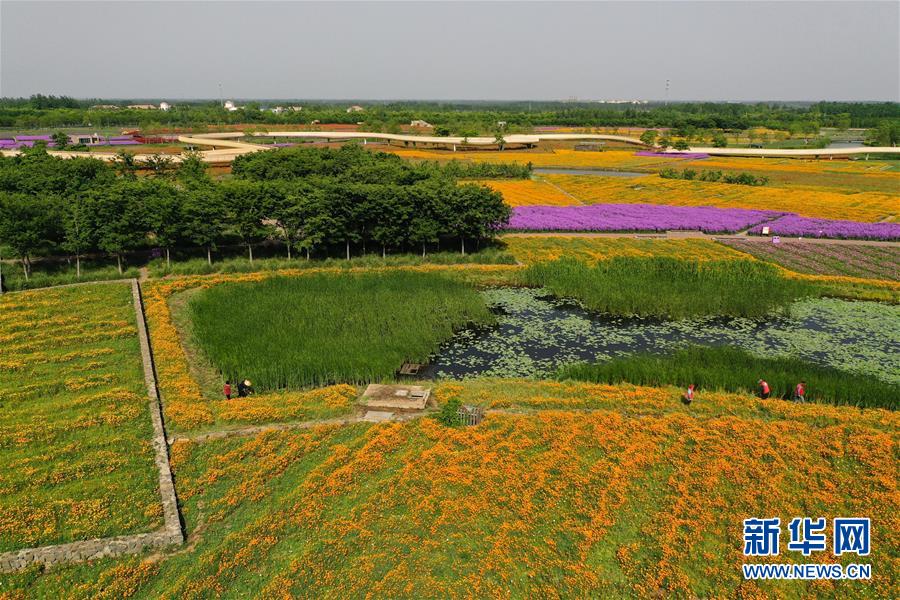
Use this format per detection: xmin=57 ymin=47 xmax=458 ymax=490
xmin=1 ymin=1 xmax=898 ymax=101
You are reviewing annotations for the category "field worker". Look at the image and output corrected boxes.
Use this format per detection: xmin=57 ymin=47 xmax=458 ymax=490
xmin=757 ymin=379 xmax=770 ymax=399
xmin=237 ymin=379 xmax=248 ymax=397
xmin=794 ymin=380 xmax=806 ymax=402
xmin=224 ymin=380 xmax=232 ymax=400
xmin=245 ymin=380 xmax=254 ymax=396
xmin=682 ymin=384 xmax=695 ymax=405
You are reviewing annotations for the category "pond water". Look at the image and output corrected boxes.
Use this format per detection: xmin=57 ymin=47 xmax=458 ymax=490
xmin=533 ymin=167 xmax=648 ymax=177
xmin=422 ymin=288 xmax=900 ymax=384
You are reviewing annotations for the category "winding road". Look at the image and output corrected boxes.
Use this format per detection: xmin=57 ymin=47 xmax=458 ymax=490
xmin=2 ymin=129 xmax=898 ymax=163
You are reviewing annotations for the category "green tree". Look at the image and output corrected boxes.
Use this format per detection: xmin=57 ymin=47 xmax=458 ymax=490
xmin=181 ymin=184 xmax=226 ymax=265
xmin=145 ymin=181 xmax=182 ymax=268
xmin=61 ymin=194 xmax=95 ymax=278
xmin=177 ymin=151 xmax=210 ymax=182
xmin=114 ymin=150 xmax=138 ymax=180
xmin=88 ymin=183 xmax=149 ymax=274
xmin=0 ymin=193 xmax=61 ymax=280
xmin=639 ymin=129 xmax=658 ymax=146
xmin=50 ymin=131 xmax=69 ymax=149
xmin=144 ymin=153 xmax=175 ymax=178
xmin=673 ymin=140 xmax=691 ymax=151
xmin=221 ymin=180 xmax=272 ymax=262
xmin=712 ymin=133 xmax=728 ymax=148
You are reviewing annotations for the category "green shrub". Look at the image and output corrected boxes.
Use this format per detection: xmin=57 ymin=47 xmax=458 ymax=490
xmin=520 ymin=256 xmax=820 ymax=319
xmin=437 ymin=398 xmax=463 ymax=427
xmin=558 ymin=346 xmax=900 ymax=410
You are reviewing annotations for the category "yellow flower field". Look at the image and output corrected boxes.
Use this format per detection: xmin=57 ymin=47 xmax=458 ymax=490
xmin=503 ymin=236 xmax=749 ymax=264
xmin=544 ymin=174 xmax=899 ymax=222
xmin=0 ymin=283 xmax=162 ymax=552
xmin=475 ymin=178 xmax=578 ymax=206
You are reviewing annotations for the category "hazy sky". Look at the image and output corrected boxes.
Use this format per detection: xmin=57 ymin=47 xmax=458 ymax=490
xmin=2 ymin=1 xmax=898 ymax=101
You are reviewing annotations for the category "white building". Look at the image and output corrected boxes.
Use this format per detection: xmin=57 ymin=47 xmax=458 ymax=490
xmin=346 ymin=105 xmax=365 ymax=113
xmin=410 ymin=119 xmax=433 ymax=128
xmin=224 ymin=100 xmax=239 ymax=112
xmin=159 ymin=102 xmax=172 ymax=111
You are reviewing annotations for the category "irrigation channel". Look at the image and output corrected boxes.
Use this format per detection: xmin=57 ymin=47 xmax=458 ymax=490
xmin=420 ymin=288 xmax=900 ymax=384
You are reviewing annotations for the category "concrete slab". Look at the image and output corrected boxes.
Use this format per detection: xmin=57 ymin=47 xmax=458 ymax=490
xmin=362 ymin=410 xmax=395 ymax=422
xmin=361 ymin=384 xmax=431 ymax=410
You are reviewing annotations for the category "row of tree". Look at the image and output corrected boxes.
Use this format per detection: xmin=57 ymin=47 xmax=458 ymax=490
xmin=0 ymin=146 xmax=512 ymax=279
xmin=2 ymin=96 xmax=897 ymax=130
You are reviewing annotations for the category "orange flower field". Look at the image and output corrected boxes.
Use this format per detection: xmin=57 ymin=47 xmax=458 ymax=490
xmin=474 ymin=179 xmax=578 ymax=206
xmin=6 ymin=379 xmax=896 ymax=598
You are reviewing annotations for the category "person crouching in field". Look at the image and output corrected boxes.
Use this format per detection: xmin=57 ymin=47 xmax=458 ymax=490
xmin=224 ymin=380 xmax=232 ymax=400
xmin=757 ymin=379 xmax=770 ymax=399
xmin=237 ymin=379 xmax=254 ymax=397
xmin=793 ymin=380 xmax=806 ymax=402
xmin=682 ymin=384 xmax=695 ymax=405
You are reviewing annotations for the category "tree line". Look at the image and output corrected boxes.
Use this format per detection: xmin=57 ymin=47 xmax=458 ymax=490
xmin=2 ymin=96 xmax=897 ymax=131
xmin=0 ymin=145 xmax=512 ymax=280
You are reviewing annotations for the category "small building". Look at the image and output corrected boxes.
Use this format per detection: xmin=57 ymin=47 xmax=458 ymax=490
xmin=410 ymin=119 xmax=433 ymax=128
xmin=127 ymin=104 xmax=157 ymax=110
xmin=90 ymin=104 xmax=119 ymax=110
xmin=270 ymin=106 xmax=284 ymax=114
xmin=289 ymin=106 xmax=303 ymax=112
xmin=159 ymin=102 xmax=172 ymax=111
xmin=224 ymin=100 xmax=240 ymax=112
xmin=346 ymin=105 xmax=365 ymax=113
xmin=69 ymin=133 xmax=102 ymax=145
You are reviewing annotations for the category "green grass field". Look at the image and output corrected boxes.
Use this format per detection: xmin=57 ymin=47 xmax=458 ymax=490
xmin=0 ymin=283 xmax=161 ymax=552
xmin=559 ymin=345 xmax=900 ymax=409
xmin=187 ymin=271 xmax=494 ymax=390
xmin=521 ymin=256 xmax=821 ymax=318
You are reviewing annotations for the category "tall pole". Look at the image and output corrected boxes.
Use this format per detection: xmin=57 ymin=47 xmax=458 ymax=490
xmin=665 ymin=79 xmax=670 ymax=106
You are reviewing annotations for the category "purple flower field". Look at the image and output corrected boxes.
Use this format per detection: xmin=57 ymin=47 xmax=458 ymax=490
xmin=749 ymin=215 xmax=900 ymax=241
xmin=506 ymin=204 xmax=784 ymax=234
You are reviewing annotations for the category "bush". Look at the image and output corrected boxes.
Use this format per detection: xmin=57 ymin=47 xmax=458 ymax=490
xmin=437 ymin=397 xmax=463 ymax=427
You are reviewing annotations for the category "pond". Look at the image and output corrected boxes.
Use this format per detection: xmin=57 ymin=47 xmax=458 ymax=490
xmin=422 ymin=288 xmax=900 ymax=384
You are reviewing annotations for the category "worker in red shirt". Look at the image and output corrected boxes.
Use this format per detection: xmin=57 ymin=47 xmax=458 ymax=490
xmin=757 ymin=379 xmax=770 ymax=399
xmin=682 ymin=384 xmax=695 ymax=405
xmin=223 ymin=380 xmax=232 ymax=400
xmin=794 ymin=381 xmax=806 ymax=402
